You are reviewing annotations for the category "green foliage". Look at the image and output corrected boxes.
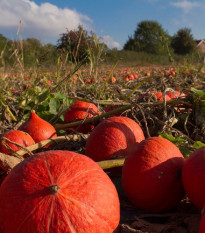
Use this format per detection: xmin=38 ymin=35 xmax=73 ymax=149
xmin=0 ymin=35 xmax=58 ymax=69
xmin=22 ymin=38 xmax=58 ymax=67
xmin=191 ymin=87 xmax=205 ymax=98
xmin=105 ymin=49 xmax=172 ymax=66
xmin=160 ymin=132 xmax=205 ymax=158
xmin=57 ymin=25 xmax=107 ymax=65
xmin=171 ymin=28 xmax=196 ymax=55
xmin=57 ymin=25 xmax=88 ymax=63
xmin=0 ymin=34 xmax=13 ymax=69
xmin=19 ymin=87 xmax=73 ymax=123
xmin=193 ymin=141 xmax=205 ymax=149
xmin=87 ymin=33 xmax=108 ymax=78
xmin=159 ymin=132 xmax=191 ymax=157
xmin=124 ymin=20 xmax=170 ymax=55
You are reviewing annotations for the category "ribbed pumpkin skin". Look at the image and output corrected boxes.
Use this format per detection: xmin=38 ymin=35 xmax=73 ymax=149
xmin=0 ymin=130 xmax=35 ymax=156
xmin=122 ymin=137 xmax=185 ymax=213
xmin=64 ymin=100 xmax=101 ymax=133
xmin=85 ymin=116 xmax=145 ymax=162
xmin=182 ymin=146 xmax=205 ymax=210
xmin=18 ymin=111 xmax=57 ymax=143
xmin=0 ymin=150 xmax=120 ymax=233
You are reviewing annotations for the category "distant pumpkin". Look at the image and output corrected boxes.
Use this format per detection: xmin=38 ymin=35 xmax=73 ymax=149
xmin=64 ymin=100 xmax=101 ymax=134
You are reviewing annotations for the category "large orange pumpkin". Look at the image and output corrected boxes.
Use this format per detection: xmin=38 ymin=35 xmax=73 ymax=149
xmin=86 ymin=116 xmax=145 ymax=162
xmin=182 ymin=146 xmax=205 ymax=210
xmin=122 ymin=137 xmax=185 ymax=212
xmin=64 ymin=100 xmax=101 ymax=133
xmin=0 ymin=150 xmax=120 ymax=233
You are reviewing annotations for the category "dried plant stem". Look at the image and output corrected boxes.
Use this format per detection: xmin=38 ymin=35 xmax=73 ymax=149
xmin=50 ymin=57 xmax=87 ymax=93
xmin=0 ymin=142 xmax=125 ymax=172
xmin=0 ymin=100 xmax=17 ymax=121
xmin=16 ymin=135 xmax=89 ymax=157
xmin=54 ymin=105 xmax=131 ymax=130
xmin=97 ymin=158 xmax=125 ymax=170
xmin=0 ymin=153 xmax=22 ymax=171
xmin=135 ymin=104 xmax=151 ymax=138
xmin=1 ymin=137 xmax=33 ymax=157
xmin=0 ymin=138 xmax=24 ymax=160
xmin=54 ymin=98 xmax=191 ymax=131
xmin=123 ymin=76 xmax=152 ymax=100
xmin=150 ymin=113 xmax=195 ymax=143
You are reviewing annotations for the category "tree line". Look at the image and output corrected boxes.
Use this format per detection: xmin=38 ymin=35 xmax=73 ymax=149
xmin=0 ymin=21 xmax=202 ymax=69
xmin=124 ymin=20 xmax=198 ymax=56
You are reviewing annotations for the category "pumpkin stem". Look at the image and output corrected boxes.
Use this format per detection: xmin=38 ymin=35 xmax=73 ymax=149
xmin=49 ymin=184 xmax=60 ymax=194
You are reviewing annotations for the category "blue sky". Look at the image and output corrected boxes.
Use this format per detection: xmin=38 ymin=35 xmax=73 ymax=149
xmin=0 ymin=0 xmax=204 ymax=49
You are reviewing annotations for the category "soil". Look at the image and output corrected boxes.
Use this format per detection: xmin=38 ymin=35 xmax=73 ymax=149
xmin=111 ymin=174 xmax=201 ymax=233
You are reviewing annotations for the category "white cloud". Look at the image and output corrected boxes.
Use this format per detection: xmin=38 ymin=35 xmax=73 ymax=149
xmin=170 ymin=0 xmax=200 ymax=13
xmin=0 ymin=0 xmax=120 ymax=49
xmin=0 ymin=0 xmax=92 ymax=41
xmin=0 ymin=0 xmax=92 ymax=36
xmin=100 ymin=35 xmax=121 ymax=49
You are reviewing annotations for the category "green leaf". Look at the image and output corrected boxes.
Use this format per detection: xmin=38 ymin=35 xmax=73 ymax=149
xmin=191 ymin=87 xmax=205 ymax=98
xmin=193 ymin=141 xmax=205 ymax=149
xmin=34 ymin=86 xmax=42 ymax=93
xmin=178 ymin=146 xmax=191 ymax=158
xmin=24 ymin=105 xmax=32 ymax=111
xmin=159 ymin=132 xmax=187 ymax=144
xmin=38 ymin=89 xmax=50 ymax=103
xmin=37 ymin=104 xmax=47 ymax=112
xmin=65 ymin=98 xmax=74 ymax=107
xmin=0 ymin=94 xmax=6 ymax=104
xmin=55 ymin=92 xmax=66 ymax=100
xmin=37 ymin=111 xmax=54 ymax=122
xmin=49 ymin=98 xmax=59 ymax=114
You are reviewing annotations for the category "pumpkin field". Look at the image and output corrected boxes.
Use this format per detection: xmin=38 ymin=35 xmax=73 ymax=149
xmin=0 ymin=61 xmax=205 ymax=233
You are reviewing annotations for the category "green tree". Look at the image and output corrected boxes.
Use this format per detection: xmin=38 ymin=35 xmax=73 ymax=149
xmin=171 ymin=28 xmax=196 ymax=55
xmin=57 ymin=25 xmax=107 ymax=64
xmin=22 ymin=38 xmax=58 ymax=67
xmin=0 ymin=34 xmax=13 ymax=68
xmin=40 ymin=43 xmax=58 ymax=66
xmin=23 ymin=38 xmax=43 ymax=66
xmin=57 ymin=26 xmax=89 ymax=63
xmin=123 ymin=37 xmax=136 ymax=51
xmin=123 ymin=20 xmax=170 ymax=54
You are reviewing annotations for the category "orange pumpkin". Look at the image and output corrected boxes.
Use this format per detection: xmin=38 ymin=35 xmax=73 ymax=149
xmin=0 ymin=130 xmax=35 ymax=159
xmin=86 ymin=116 xmax=145 ymax=162
xmin=182 ymin=146 xmax=205 ymax=210
xmin=122 ymin=137 xmax=185 ymax=212
xmin=64 ymin=100 xmax=101 ymax=134
xmin=18 ymin=110 xmax=57 ymax=143
xmin=0 ymin=150 xmax=120 ymax=233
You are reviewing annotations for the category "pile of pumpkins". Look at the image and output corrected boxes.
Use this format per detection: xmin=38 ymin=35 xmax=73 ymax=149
xmin=0 ymin=100 xmax=205 ymax=233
